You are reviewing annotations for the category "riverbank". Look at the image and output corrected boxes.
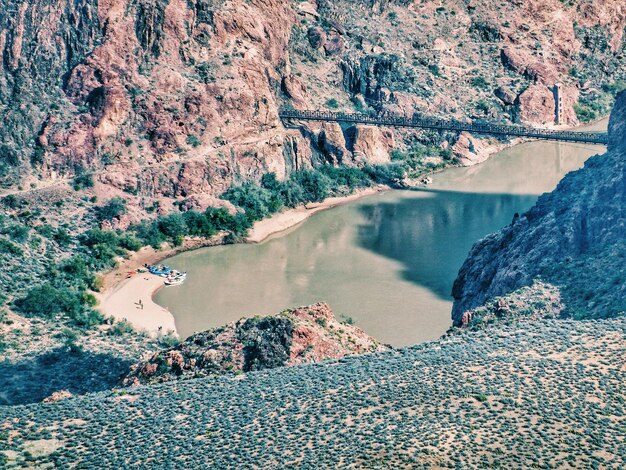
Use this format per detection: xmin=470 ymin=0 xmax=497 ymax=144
xmin=245 ymin=185 xmax=388 ymax=243
xmin=95 ymin=185 xmax=388 ymax=336
xmin=95 ymin=236 xmax=227 ymax=336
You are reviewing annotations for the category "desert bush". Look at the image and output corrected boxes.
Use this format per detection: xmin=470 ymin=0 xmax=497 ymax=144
xmin=291 ymin=169 xmax=331 ymax=203
xmin=222 ymin=183 xmax=282 ymax=221
xmin=96 ymin=197 xmax=127 ymax=221
xmin=14 ymin=284 xmax=83 ymax=318
xmin=132 ymin=220 xmax=165 ymax=249
xmin=107 ymin=320 xmax=134 ymax=336
xmin=182 ymin=211 xmax=218 ymax=238
xmin=318 ymin=166 xmax=372 ymax=192
xmin=363 ymin=163 xmax=406 ymax=184
xmin=0 ymin=237 xmax=23 ymax=255
xmin=1 ymin=224 xmax=29 ymax=243
xmin=73 ymin=172 xmax=94 ymax=190
xmin=157 ymin=213 xmax=189 ymax=240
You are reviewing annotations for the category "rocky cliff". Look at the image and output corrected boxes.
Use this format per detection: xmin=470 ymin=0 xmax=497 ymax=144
xmin=122 ymin=302 xmax=387 ymax=385
xmin=452 ymin=91 xmax=626 ymax=324
xmin=1 ymin=0 xmax=625 ymax=219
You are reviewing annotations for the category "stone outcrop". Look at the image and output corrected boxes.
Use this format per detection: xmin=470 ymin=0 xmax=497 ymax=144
xmin=517 ymin=84 xmax=579 ymax=126
xmin=349 ymin=125 xmax=394 ymax=165
xmin=318 ymin=122 xmax=349 ymax=164
xmin=122 ymin=303 xmax=387 ymax=385
xmin=452 ymin=91 xmax=626 ymax=324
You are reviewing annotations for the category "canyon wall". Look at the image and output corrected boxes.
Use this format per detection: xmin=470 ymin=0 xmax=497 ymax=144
xmin=452 ymin=91 xmax=626 ymax=324
xmin=1 ymin=0 xmax=625 ymax=220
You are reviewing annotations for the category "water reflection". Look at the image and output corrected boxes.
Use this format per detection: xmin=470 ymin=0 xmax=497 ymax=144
xmin=357 ymin=189 xmax=537 ymax=300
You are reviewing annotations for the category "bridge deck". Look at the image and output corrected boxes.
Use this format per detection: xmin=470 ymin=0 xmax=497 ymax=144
xmin=279 ymin=110 xmax=608 ymax=146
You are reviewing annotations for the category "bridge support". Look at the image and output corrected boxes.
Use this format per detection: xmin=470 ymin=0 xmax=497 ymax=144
xmin=553 ymin=83 xmax=564 ymax=125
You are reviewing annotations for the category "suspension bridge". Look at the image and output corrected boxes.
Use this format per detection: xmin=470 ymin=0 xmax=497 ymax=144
xmin=279 ymin=109 xmax=609 ymax=146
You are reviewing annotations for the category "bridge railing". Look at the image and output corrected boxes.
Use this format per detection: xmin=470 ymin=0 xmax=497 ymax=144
xmin=278 ymin=110 xmax=609 ymax=145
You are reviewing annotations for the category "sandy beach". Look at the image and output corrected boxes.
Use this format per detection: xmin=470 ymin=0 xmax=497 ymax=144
xmin=245 ymin=185 xmax=387 ymax=243
xmin=96 ymin=272 xmax=176 ymax=336
xmin=95 ymin=186 xmax=387 ymax=336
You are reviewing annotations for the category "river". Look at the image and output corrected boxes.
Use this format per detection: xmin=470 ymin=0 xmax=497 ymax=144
xmin=156 ymin=121 xmax=607 ymax=346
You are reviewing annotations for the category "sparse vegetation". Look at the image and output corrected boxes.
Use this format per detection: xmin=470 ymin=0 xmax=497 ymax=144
xmin=2 ymin=317 xmax=625 ymax=467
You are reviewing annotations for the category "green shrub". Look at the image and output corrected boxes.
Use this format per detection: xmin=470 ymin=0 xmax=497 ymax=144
xmin=222 ymin=183 xmax=282 ymax=221
xmin=319 ymin=166 xmax=372 ymax=192
xmin=0 ymin=238 xmax=23 ymax=255
xmin=35 ymin=224 xmax=55 ymax=238
xmin=73 ymin=172 xmax=94 ymax=190
xmin=14 ymin=284 xmax=82 ymax=318
xmin=118 ymin=233 xmax=143 ymax=252
xmin=182 ymin=211 xmax=218 ymax=238
xmin=325 ymin=98 xmax=340 ymax=109
xmin=70 ymin=308 xmax=105 ymax=329
xmin=96 ymin=197 xmax=127 ymax=221
xmin=291 ymin=169 xmax=330 ymax=203
xmin=157 ymin=213 xmax=189 ymax=240
xmin=107 ymin=319 xmax=134 ymax=336
xmin=186 ymin=135 xmax=201 ymax=147
xmin=1 ymin=224 xmax=29 ymax=242
xmin=278 ymin=180 xmax=305 ymax=208
xmin=204 ymin=207 xmax=235 ymax=230
xmin=132 ymin=220 xmax=164 ymax=249
xmin=54 ymin=228 xmax=72 ymax=247
xmin=158 ymin=332 xmax=181 ymax=348
xmin=52 ymin=255 xmax=95 ymax=289
xmin=363 ymin=163 xmax=406 ymax=184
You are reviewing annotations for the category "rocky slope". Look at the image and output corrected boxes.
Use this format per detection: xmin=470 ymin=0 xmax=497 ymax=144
xmin=1 ymin=0 xmax=625 ymax=219
xmin=2 ymin=317 xmax=625 ymax=467
xmin=122 ymin=302 xmax=387 ymax=385
xmin=452 ymin=91 xmax=626 ymax=324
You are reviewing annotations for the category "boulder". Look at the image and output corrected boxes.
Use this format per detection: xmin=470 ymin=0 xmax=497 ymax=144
xmin=282 ymin=74 xmax=307 ymax=107
xmin=494 ymin=86 xmax=516 ymax=105
xmin=122 ymin=303 xmax=387 ymax=386
xmin=324 ymin=32 xmax=345 ymax=56
xmin=517 ymin=85 xmax=555 ymax=125
xmin=307 ymin=26 xmax=326 ymax=49
xmin=500 ymin=47 xmax=558 ymax=85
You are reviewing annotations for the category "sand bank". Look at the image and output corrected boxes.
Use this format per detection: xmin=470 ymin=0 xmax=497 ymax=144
xmin=96 ymin=186 xmax=386 ymax=336
xmin=245 ymin=185 xmax=387 ymax=244
xmin=96 ymin=273 xmax=176 ymax=335
xmin=95 ymin=237 xmax=226 ymax=337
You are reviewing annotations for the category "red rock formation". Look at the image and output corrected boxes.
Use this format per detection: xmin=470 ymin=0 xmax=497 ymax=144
xmin=122 ymin=302 xmax=387 ymax=386
xmin=351 ymin=126 xmax=394 ymax=165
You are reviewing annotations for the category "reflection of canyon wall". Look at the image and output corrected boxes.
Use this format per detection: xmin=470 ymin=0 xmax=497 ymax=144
xmin=451 ymin=93 xmax=626 ymax=324
xmin=357 ymin=191 xmax=538 ymax=299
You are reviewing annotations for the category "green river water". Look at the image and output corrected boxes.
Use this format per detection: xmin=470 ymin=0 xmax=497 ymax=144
xmin=156 ymin=121 xmax=607 ymax=346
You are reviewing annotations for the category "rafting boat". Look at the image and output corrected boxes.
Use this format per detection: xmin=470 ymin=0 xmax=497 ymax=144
xmin=145 ymin=264 xmax=171 ymax=276
xmin=164 ymin=272 xmax=187 ymax=286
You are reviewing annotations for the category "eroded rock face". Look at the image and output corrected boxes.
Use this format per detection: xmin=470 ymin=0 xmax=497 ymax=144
xmin=517 ymin=84 xmax=579 ymax=126
xmin=451 ymin=92 xmax=626 ymax=324
xmin=1 ymin=0 xmax=625 ymax=214
xmin=451 ymin=132 xmax=492 ymax=166
xmin=122 ymin=303 xmax=387 ymax=385
xmin=282 ymin=74 xmax=308 ymax=108
xmin=350 ymin=125 xmax=394 ymax=165
xmin=319 ymin=122 xmax=349 ymax=164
